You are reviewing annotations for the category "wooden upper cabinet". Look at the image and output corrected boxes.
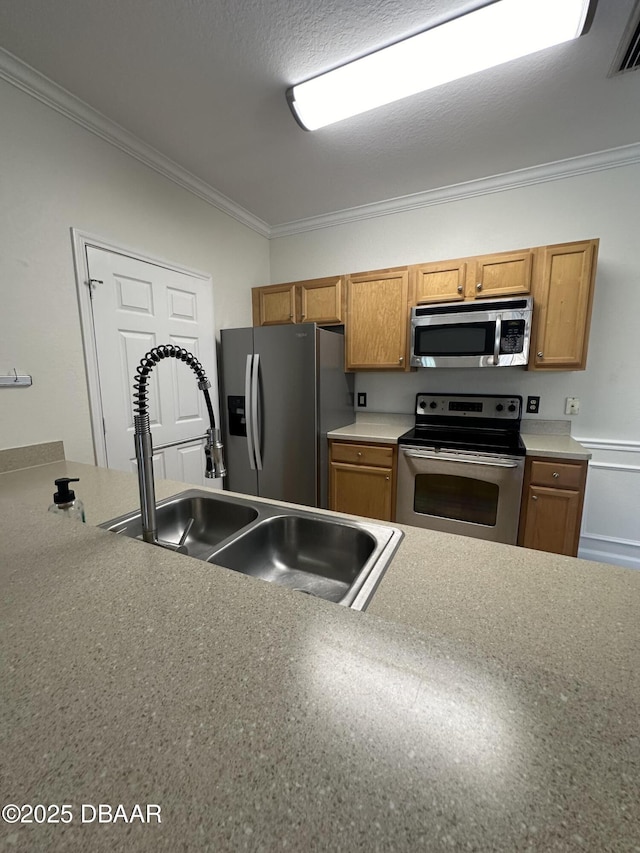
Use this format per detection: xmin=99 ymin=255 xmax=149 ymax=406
xmin=411 ymin=248 xmax=534 ymax=306
xmin=345 ymin=268 xmax=410 ymax=370
xmin=470 ymin=250 xmax=534 ymax=298
xmin=530 ymin=239 xmax=598 ymax=371
xmin=413 ymin=260 xmax=467 ymax=303
xmin=252 ymin=276 xmax=344 ymax=326
xmin=299 ymin=277 xmax=343 ymax=324
xmin=252 ymin=283 xmax=296 ymax=325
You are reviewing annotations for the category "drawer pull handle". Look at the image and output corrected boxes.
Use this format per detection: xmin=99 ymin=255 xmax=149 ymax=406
xmin=457 ymin=285 xmax=463 ymax=293
xmin=537 ymin=351 xmax=544 ymax=358
xmin=532 ymin=495 xmax=538 ymax=501
xmin=553 ymin=472 xmax=559 ymax=479
xmin=476 ymin=282 xmax=482 ymax=291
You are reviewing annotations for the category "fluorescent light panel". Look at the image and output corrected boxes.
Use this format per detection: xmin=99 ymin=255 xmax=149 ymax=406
xmin=287 ymin=0 xmax=593 ymax=130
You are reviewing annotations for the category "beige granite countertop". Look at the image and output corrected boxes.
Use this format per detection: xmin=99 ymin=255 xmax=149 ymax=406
xmin=1 ymin=461 xmax=638 ymax=852
xmin=520 ymin=432 xmax=592 ymax=460
xmin=329 ymin=414 xmax=592 ymax=459
xmin=327 ymin=413 xmax=413 ymax=445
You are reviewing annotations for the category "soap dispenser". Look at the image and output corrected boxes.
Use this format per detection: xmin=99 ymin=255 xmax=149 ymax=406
xmin=48 ymin=477 xmax=86 ymax=522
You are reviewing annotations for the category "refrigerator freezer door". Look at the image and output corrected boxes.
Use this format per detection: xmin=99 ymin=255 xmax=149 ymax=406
xmin=254 ymin=324 xmax=317 ymax=506
xmin=220 ymin=327 xmax=259 ymax=496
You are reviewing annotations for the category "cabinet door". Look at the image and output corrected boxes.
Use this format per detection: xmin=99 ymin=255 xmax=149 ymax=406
xmin=531 ymin=240 xmax=598 ymax=370
xmin=470 ymin=250 xmax=534 ymax=298
xmin=329 ymin=463 xmax=393 ymax=521
xmin=413 ymin=260 xmax=466 ymax=303
xmin=299 ymin=277 xmax=343 ymax=325
xmin=520 ymin=485 xmax=582 ymax=556
xmin=253 ymin=284 xmax=296 ymax=326
xmin=346 ymin=269 xmax=410 ymax=370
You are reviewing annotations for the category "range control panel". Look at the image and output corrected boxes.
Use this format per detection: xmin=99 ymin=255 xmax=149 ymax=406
xmin=415 ymin=394 xmax=522 ymax=421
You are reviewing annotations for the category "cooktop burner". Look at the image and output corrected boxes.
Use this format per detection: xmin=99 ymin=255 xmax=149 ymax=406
xmin=398 ymin=393 xmax=526 ymax=457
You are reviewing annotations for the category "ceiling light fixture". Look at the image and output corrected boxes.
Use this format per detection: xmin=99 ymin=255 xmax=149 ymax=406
xmin=287 ymin=0 xmax=596 ymax=130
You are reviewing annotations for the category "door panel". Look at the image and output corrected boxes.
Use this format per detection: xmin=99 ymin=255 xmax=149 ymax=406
xmin=87 ymin=246 xmax=219 ymax=487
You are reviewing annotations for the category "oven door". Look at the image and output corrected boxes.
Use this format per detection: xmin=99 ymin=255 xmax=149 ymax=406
xmin=397 ymin=447 xmax=525 ymax=544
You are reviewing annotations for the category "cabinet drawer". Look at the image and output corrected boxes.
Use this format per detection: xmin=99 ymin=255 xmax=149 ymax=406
xmin=529 ymin=460 xmax=585 ymax=489
xmin=330 ymin=442 xmax=393 ymax=467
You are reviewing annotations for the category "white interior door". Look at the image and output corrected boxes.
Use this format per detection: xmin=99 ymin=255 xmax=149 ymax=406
xmin=86 ymin=245 xmax=220 ymax=488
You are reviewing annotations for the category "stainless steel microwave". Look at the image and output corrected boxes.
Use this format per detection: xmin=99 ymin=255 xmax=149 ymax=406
xmin=410 ymin=296 xmax=533 ymax=368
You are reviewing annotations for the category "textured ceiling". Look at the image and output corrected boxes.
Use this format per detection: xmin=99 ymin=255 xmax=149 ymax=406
xmin=1 ymin=0 xmax=639 ymax=227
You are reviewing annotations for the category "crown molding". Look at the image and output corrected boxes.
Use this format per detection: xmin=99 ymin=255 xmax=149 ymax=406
xmin=270 ymin=142 xmax=640 ymax=238
xmin=0 ymin=48 xmax=271 ymax=238
xmin=3 ymin=47 xmax=640 ymax=243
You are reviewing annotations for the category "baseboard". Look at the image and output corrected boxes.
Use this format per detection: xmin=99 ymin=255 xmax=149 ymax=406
xmin=578 ymin=534 xmax=640 ymax=571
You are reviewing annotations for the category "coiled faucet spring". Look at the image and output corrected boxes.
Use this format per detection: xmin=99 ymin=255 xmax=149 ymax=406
xmin=132 ymin=345 xmax=226 ymax=545
xmin=133 ymin=344 xmax=212 ymax=418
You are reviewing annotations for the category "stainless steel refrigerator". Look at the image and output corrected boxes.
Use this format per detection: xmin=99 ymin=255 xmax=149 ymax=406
xmin=220 ymin=324 xmax=354 ymax=508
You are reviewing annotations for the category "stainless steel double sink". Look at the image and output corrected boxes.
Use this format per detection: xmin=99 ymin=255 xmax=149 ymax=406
xmin=100 ymin=489 xmax=403 ymax=610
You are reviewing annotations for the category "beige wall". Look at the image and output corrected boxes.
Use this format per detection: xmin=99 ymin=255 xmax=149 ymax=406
xmin=0 ymin=79 xmax=268 ymax=463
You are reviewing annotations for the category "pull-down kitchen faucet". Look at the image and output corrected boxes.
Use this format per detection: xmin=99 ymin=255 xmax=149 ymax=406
xmin=133 ymin=345 xmax=226 ymax=546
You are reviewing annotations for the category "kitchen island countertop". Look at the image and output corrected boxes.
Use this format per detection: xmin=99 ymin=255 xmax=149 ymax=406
xmin=1 ymin=460 xmax=638 ymax=852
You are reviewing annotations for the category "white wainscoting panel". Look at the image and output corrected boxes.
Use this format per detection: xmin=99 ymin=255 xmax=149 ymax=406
xmin=576 ymin=438 xmax=640 ymax=570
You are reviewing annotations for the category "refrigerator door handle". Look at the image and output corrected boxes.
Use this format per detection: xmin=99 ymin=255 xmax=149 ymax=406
xmin=251 ymin=353 xmax=263 ymax=471
xmin=245 ymin=354 xmax=256 ymax=470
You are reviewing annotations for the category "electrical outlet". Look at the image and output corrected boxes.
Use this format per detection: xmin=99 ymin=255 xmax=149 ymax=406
xmin=565 ymin=396 xmax=580 ymax=415
xmin=357 ymin=392 xmax=367 ymax=408
xmin=526 ymin=396 xmax=540 ymax=414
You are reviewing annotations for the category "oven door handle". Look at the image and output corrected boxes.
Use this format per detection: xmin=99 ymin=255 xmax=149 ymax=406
xmin=402 ymin=448 xmax=521 ymax=468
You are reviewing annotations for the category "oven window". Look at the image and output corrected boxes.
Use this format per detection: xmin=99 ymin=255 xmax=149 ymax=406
xmin=414 ymin=473 xmax=498 ymax=526
xmin=414 ymin=322 xmax=494 ymax=356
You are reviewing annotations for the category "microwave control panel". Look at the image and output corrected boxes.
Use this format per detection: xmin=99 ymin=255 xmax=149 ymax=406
xmin=500 ymin=319 xmax=526 ymax=353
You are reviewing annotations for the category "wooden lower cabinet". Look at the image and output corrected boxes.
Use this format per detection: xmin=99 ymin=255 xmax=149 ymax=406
xmin=518 ymin=456 xmax=588 ymax=557
xmin=329 ymin=441 xmax=397 ymax=522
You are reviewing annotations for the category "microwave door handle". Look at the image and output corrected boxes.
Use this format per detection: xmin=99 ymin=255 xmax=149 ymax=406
xmin=402 ymin=448 xmax=520 ymax=468
xmin=245 ymin=355 xmax=256 ymax=470
xmin=492 ymin=317 xmax=502 ymax=366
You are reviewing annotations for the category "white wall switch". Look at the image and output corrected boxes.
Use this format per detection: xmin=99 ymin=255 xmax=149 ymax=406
xmin=565 ymin=396 xmax=580 ymax=415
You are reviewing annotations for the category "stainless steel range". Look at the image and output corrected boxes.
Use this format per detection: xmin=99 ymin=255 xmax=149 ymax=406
xmin=396 ymin=393 xmax=526 ymax=544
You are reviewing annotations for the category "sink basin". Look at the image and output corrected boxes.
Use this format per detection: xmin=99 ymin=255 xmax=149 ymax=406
xmin=101 ymin=491 xmax=258 ymax=558
xmin=209 ymin=515 xmax=377 ymax=603
xmin=100 ymin=489 xmax=403 ymax=610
